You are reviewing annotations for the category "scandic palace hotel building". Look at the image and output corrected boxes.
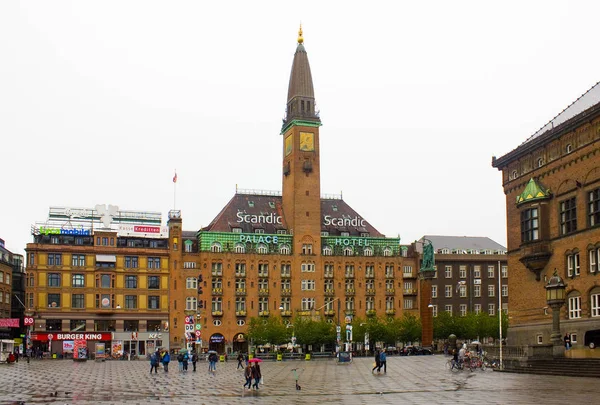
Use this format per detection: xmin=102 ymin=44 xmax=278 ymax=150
xmin=24 ymin=29 xmax=506 ymax=356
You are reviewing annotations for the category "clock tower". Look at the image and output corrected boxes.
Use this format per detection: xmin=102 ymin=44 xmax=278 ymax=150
xmin=281 ymin=26 xmax=322 ymax=252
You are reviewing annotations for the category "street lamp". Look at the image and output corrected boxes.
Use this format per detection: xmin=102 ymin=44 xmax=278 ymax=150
xmin=545 ymin=269 xmax=567 ymax=357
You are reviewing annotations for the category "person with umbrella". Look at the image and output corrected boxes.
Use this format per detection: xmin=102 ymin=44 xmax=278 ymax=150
xmin=249 ymin=358 xmax=262 ymax=390
xmin=208 ymin=350 xmax=218 ymax=372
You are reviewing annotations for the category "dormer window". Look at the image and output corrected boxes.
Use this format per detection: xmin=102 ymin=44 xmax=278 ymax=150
xmin=248 ymin=201 xmax=254 ymax=207
xmin=321 ymin=231 xmax=329 ymax=236
xmin=232 ymin=228 xmax=242 ymax=233
xmin=332 ymin=205 xmax=338 ymax=212
xmin=210 ymin=242 xmax=222 ymax=253
xmin=511 ymin=170 xmax=518 ymax=180
xmin=537 ymin=158 xmax=544 ymax=168
xmin=341 ymin=232 xmax=349 ymax=237
xmin=566 ymin=144 xmax=572 ymax=153
xmin=322 ymin=246 xmax=332 ymax=256
xmin=255 ymin=229 xmax=265 ymax=234
xmin=268 ymin=202 xmax=276 ymax=208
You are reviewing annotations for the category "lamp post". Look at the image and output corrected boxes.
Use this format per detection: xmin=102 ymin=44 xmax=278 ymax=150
xmin=545 ymin=269 xmax=567 ymax=358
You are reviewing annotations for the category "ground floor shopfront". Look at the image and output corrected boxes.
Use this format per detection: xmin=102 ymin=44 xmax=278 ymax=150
xmin=30 ymin=331 xmax=169 ymax=359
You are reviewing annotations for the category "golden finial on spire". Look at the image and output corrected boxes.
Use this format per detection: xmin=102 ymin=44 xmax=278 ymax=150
xmin=298 ymin=24 xmax=304 ymax=44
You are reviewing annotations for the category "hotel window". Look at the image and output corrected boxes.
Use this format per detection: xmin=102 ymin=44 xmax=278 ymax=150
xmin=474 ymin=285 xmax=481 ymax=297
xmin=70 ymin=320 xmax=86 ymax=332
xmin=488 ymin=285 xmax=495 ymax=297
xmin=185 ymin=241 xmax=194 ymax=252
xmin=385 ymin=296 xmax=394 ymax=310
xmin=459 ymin=266 xmax=467 ymax=278
xmin=459 ymin=285 xmax=467 ymax=298
xmin=385 ymin=279 xmax=394 ymax=291
xmin=301 ymin=262 xmax=315 ymax=272
xmin=431 ymin=285 xmax=437 ymax=298
xmin=365 ymin=265 xmax=375 ymax=278
xmin=186 ymin=277 xmax=197 ymax=289
xmin=254 ymin=229 xmax=265 ymax=234
xmin=488 ymin=304 xmax=495 ymax=316
xmin=383 ymin=247 xmax=392 ymax=257
xmin=183 ymin=262 xmax=196 ymax=269
xmin=345 ymin=279 xmax=355 ymax=292
xmin=102 ymin=237 xmax=108 ymax=246
xmin=300 ymin=280 xmax=316 ymax=291
xmin=488 ymin=266 xmax=494 ymax=278
xmin=324 ymin=264 xmax=334 ymax=278
xmin=345 ymin=297 xmax=355 ymax=310
xmin=502 ymin=266 xmax=508 ymax=278
xmin=343 ymin=247 xmax=353 ymax=256
xmin=341 ymin=232 xmax=349 ymax=237
xmin=72 ymin=254 xmax=85 ymax=267
xmin=48 ymin=253 xmax=62 ymax=266
xmin=444 ymin=266 xmax=452 ymax=278
xmin=345 ymin=265 xmax=354 ymax=277
xmin=302 ymin=244 xmax=313 ymax=255
xmin=567 ymin=252 xmax=580 ymax=277
xmin=125 ymin=275 xmax=137 ymax=289
xmin=258 ymin=263 xmax=268 ymax=277
xmin=281 ymin=263 xmax=291 ymax=277
xmin=590 ymin=248 xmax=599 ymax=273
xmin=212 ymin=278 xmax=223 ymax=290
xmin=591 ymin=290 xmax=600 ymax=317
xmin=29 ymin=253 xmax=35 ymax=266
xmin=148 ymin=257 xmax=161 ymax=269
xmin=363 ymin=247 xmax=373 ymax=257
xmin=258 ymin=278 xmax=268 ymax=291
xmin=404 ymin=281 xmax=413 ymax=292
xmin=589 ymin=187 xmax=600 ymax=227
xmin=256 ymin=243 xmax=268 ymax=254
xmin=301 ymin=297 xmax=315 ymax=311
xmin=148 ymin=296 xmax=160 ymax=309
xmin=445 ymin=304 xmax=452 ymax=315
xmin=125 ymin=295 xmax=137 ymax=309
xmin=48 ymin=273 xmax=61 ymax=287
xmin=26 ymin=292 xmax=34 ymax=308
xmin=385 ymin=265 xmax=394 ymax=278
xmin=71 ymin=274 xmax=85 ymax=288
xmin=473 ymin=265 xmax=481 ymax=278
xmin=560 ymin=197 xmax=577 ymax=235
xmin=235 ymin=262 xmax=247 ymax=276
xmin=72 ymin=294 xmax=85 ymax=309
xmin=445 ymin=285 xmax=452 ymax=298
xmin=148 ymin=276 xmax=160 ymax=289
xmin=474 ymin=304 xmax=481 ymax=314
xmin=566 ymin=143 xmax=572 ymax=153
xmin=365 ymin=279 xmax=374 ymax=290
xmin=279 ymin=244 xmax=291 ymax=255
xmin=432 ymin=305 xmax=438 ymax=317
xmin=502 ymin=285 xmax=508 ymax=297
xmin=403 ymin=265 xmax=413 ymax=277
xmin=125 ymin=256 xmax=139 ymax=269
xmin=212 ymin=297 xmax=223 ymax=312
xmin=568 ymin=294 xmax=581 ymax=319
xmin=521 ymin=207 xmax=539 ymax=242
xmin=48 ymin=293 xmax=61 ymax=308
xmin=236 ymin=297 xmax=246 ymax=312
xmin=404 ymin=299 xmax=413 ymax=309
xmin=186 ymin=297 xmax=197 ymax=311
xmin=258 ymin=297 xmax=269 ymax=312
xmin=237 ymin=278 xmax=247 ymax=290
xmin=460 ymin=304 xmax=467 ymax=317
xmin=234 ymin=243 xmax=245 ymax=254
xmin=210 ymin=242 xmax=222 ymax=253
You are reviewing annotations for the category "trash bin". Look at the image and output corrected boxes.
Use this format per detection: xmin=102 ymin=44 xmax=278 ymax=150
xmin=219 ymin=355 xmax=225 ymax=362
xmin=277 ymin=353 xmax=282 ymax=361
xmin=249 ymin=353 xmax=254 ymax=360
xmin=52 ymin=354 xmax=57 ymax=359
xmin=305 ymin=353 xmax=311 ymax=361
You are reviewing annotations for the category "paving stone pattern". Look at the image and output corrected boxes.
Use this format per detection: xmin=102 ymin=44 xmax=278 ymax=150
xmin=0 ymin=356 xmax=599 ymax=404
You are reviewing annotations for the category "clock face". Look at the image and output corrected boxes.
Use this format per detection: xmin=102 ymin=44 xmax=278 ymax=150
xmin=285 ymin=135 xmax=293 ymax=156
xmin=299 ymin=132 xmax=314 ymax=151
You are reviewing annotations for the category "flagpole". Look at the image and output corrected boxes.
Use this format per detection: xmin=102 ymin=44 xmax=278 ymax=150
xmin=173 ymin=170 xmax=177 ymax=210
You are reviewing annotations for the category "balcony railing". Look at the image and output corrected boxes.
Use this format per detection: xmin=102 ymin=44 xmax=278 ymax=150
xmin=345 ymin=309 xmax=356 ymax=316
xmin=366 ymin=309 xmax=377 ymax=317
xmin=404 ymin=288 xmax=417 ymax=295
xmin=403 ymin=272 xmax=416 ymax=279
xmin=385 ymin=288 xmax=395 ymax=295
xmin=281 ymin=288 xmax=292 ymax=297
xmin=324 ymin=289 xmax=335 ymax=296
xmin=258 ymin=310 xmax=270 ymax=317
xmin=258 ymin=288 xmax=269 ymax=296
xmin=385 ymin=309 xmax=396 ymax=315
xmin=212 ymin=310 xmax=223 ymax=317
xmin=345 ymin=288 xmax=355 ymax=295
xmin=280 ymin=310 xmax=292 ymax=317
xmin=324 ymin=310 xmax=336 ymax=316
xmin=212 ymin=288 xmax=223 ymax=295
xmin=365 ymin=288 xmax=376 ymax=296
xmin=235 ymin=310 xmax=247 ymax=317
xmin=297 ymin=310 xmax=311 ymax=316
xmin=235 ymin=288 xmax=246 ymax=296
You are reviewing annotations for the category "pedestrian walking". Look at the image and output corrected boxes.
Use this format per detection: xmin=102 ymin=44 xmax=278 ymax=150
xmin=564 ymin=333 xmax=571 ymax=350
xmin=182 ymin=351 xmax=189 ymax=371
xmin=243 ymin=364 xmax=253 ymax=389
xmin=372 ymin=350 xmax=381 ymax=373
xmin=237 ymin=352 xmax=244 ymax=369
xmin=177 ymin=352 xmax=184 ymax=371
xmin=208 ymin=352 xmax=218 ymax=372
xmin=252 ymin=362 xmax=262 ymax=390
xmin=162 ymin=350 xmax=170 ymax=373
xmin=378 ymin=351 xmax=387 ymax=373
xmin=192 ymin=351 xmax=198 ymax=372
xmin=149 ymin=351 xmax=159 ymax=374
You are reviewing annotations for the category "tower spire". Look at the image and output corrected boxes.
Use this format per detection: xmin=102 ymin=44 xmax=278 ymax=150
xmin=298 ymin=24 xmax=303 ymax=44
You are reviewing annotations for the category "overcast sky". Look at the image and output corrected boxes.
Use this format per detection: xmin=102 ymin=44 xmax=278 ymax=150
xmin=2 ymin=1 xmax=600 ymax=255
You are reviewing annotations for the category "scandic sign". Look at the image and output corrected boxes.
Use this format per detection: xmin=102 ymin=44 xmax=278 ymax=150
xmin=30 ymin=332 xmax=113 ymax=342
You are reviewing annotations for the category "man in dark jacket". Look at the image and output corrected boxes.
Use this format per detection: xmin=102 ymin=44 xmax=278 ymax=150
xmin=372 ymin=350 xmax=381 ymax=373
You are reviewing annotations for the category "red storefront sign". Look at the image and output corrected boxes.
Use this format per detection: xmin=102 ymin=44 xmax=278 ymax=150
xmin=31 ymin=332 xmax=112 ymax=342
xmin=0 ymin=318 xmax=20 ymax=327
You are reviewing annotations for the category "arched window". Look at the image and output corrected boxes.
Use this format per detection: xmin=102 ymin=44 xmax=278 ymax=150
xmin=256 ymin=243 xmax=268 ymax=254
xmin=383 ymin=247 xmax=392 ymax=257
xmin=511 ymin=170 xmax=518 ymax=180
xmin=343 ymin=247 xmax=353 ymax=256
xmin=186 ymin=277 xmax=197 ymax=289
xmin=568 ymin=290 xmax=581 ymax=319
xmin=364 ymin=247 xmax=373 ymax=257
xmin=322 ymin=245 xmax=332 ymax=256
xmin=186 ymin=297 xmax=197 ymax=311
xmin=566 ymin=144 xmax=572 ymax=153
xmin=210 ymin=242 xmax=222 ymax=253
xmin=234 ymin=243 xmax=245 ymax=254
xmin=279 ymin=244 xmax=291 ymax=255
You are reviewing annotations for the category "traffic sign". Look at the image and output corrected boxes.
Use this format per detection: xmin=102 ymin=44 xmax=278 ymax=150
xmin=24 ymin=317 xmax=34 ymax=326
xmin=195 ymin=330 xmax=201 ymax=338
xmin=195 ymin=324 xmax=201 ymax=330
xmin=185 ymin=324 xmax=194 ymax=332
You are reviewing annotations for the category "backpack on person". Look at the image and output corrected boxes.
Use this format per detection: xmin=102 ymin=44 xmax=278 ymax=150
xmin=177 ymin=353 xmax=184 ymax=362
xmin=192 ymin=353 xmax=198 ymax=362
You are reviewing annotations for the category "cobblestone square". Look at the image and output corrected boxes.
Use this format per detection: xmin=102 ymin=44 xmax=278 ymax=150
xmin=1 ymin=355 xmax=599 ymax=404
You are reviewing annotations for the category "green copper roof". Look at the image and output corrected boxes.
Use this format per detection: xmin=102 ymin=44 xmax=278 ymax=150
xmin=280 ymin=119 xmax=322 ymax=135
xmin=516 ymin=178 xmax=551 ymax=206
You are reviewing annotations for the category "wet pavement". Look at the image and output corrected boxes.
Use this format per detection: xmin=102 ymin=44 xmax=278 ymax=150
xmin=0 ymin=355 xmax=599 ymax=404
